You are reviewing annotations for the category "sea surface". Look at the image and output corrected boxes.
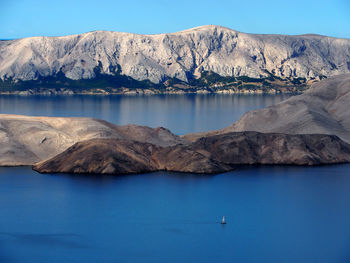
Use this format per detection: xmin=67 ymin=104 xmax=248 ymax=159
xmin=1 ymin=94 xmax=350 ymax=263
xmin=0 ymin=94 xmax=290 ymax=134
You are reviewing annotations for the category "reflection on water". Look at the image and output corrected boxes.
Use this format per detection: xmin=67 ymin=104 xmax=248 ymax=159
xmin=0 ymin=94 xmax=291 ymax=134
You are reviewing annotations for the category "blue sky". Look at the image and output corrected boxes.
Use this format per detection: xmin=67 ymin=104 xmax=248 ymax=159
xmin=1 ymin=0 xmax=349 ymax=39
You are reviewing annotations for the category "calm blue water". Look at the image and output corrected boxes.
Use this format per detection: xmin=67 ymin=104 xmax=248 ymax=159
xmin=1 ymin=94 xmax=350 ymax=263
xmin=1 ymin=166 xmax=350 ymax=263
xmin=0 ymin=94 xmax=290 ymax=134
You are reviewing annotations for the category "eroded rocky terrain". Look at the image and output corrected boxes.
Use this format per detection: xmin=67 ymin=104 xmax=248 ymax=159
xmin=0 ymin=115 xmax=184 ymax=165
xmin=33 ymin=132 xmax=350 ymax=174
xmin=1 ymin=25 xmax=350 ymax=94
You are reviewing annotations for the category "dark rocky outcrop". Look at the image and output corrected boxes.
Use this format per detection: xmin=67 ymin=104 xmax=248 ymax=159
xmin=33 ymin=132 xmax=350 ymax=175
xmin=33 ymin=139 xmax=160 ymax=174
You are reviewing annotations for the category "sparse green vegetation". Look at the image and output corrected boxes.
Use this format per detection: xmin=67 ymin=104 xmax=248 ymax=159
xmin=236 ymin=76 xmax=263 ymax=83
xmin=0 ymin=69 xmax=310 ymax=95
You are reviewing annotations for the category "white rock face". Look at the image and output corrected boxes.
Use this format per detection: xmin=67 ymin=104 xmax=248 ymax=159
xmin=1 ymin=25 xmax=350 ymax=83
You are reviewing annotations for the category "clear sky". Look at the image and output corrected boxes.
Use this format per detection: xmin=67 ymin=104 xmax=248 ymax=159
xmin=1 ymin=0 xmax=349 ymax=39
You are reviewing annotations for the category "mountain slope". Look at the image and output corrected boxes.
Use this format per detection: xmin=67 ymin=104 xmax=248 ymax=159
xmin=1 ymin=25 xmax=350 ymax=93
xmin=0 ymin=114 xmax=185 ymax=165
xmin=226 ymin=74 xmax=350 ymax=142
xmin=183 ymin=74 xmax=350 ymax=143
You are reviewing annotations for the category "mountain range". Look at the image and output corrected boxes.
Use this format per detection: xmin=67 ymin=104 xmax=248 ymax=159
xmin=1 ymin=25 xmax=350 ymax=94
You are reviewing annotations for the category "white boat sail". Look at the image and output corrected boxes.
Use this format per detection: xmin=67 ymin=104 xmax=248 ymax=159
xmin=221 ymin=216 xmax=226 ymax=224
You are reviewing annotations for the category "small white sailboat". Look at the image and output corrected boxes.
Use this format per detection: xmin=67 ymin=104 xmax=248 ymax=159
xmin=221 ymin=216 xmax=226 ymax=224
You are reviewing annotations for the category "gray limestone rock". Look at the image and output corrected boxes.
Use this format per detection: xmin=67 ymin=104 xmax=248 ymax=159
xmin=1 ymin=25 xmax=350 ymax=84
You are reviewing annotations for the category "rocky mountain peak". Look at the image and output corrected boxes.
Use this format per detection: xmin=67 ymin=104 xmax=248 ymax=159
xmin=0 ymin=25 xmax=349 ymax=85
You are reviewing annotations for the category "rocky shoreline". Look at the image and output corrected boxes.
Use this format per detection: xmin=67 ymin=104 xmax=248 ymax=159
xmin=0 ymin=85 xmax=305 ymax=96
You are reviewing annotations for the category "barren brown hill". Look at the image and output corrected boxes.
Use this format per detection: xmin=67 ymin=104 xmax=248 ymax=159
xmin=33 ymin=132 xmax=350 ymax=175
xmin=183 ymin=74 xmax=350 ymax=143
xmin=0 ymin=114 xmax=185 ymax=166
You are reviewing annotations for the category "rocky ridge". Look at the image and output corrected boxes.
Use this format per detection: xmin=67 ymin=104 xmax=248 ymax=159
xmin=0 ymin=114 xmax=184 ymax=166
xmin=1 ymin=25 xmax=350 ymax=93
xmin=33 ymin=132 xmax=350 ymax=174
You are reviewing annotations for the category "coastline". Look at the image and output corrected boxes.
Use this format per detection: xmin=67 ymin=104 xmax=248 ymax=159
xmin=0 ymin=86 xmax=305 ymax=96
xmin=0 ymin=71 xmax=311 ymax=95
